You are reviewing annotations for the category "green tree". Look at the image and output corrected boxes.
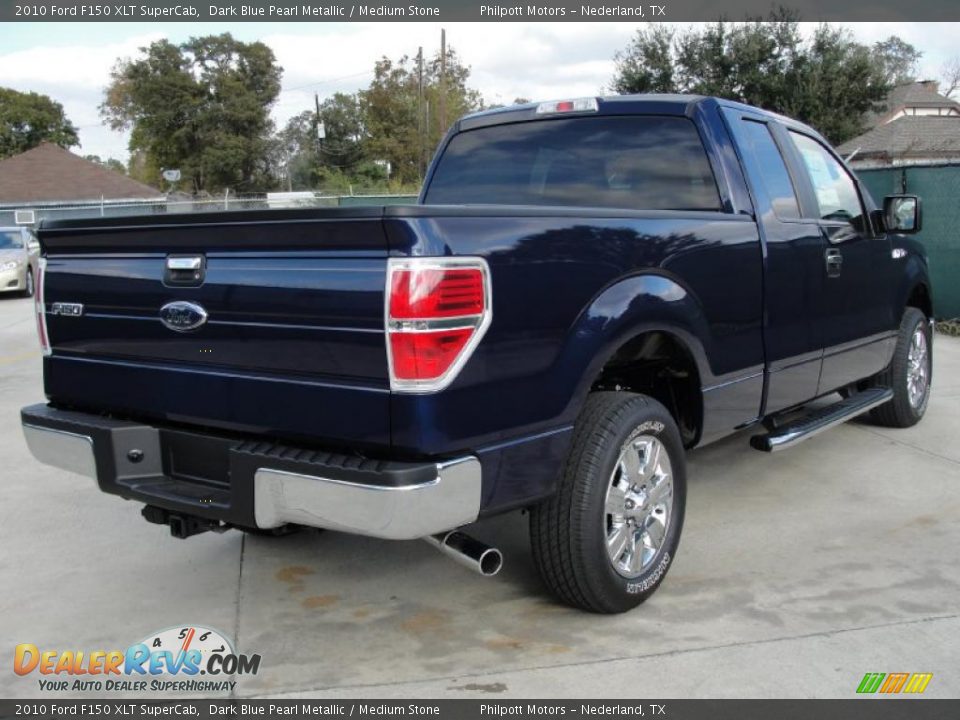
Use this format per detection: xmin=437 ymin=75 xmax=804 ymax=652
xmin=275 ymin=94 xmax=367 ymax=190
xmin=611 ymin=20 xmax=909 ymax=144
xmin=101 ymin=33 xmax=282 ymax=193
xmin=873 ymin=36 xmax=921 ymax=85
xmin=316 ymin=93 xmax=366 ymax=178
xmin=0 ymin=87 xmax=78 ymax=159
xmin=274 ymin=110 xmax=319 ymax=190
xmin=360 ymin=46 xmax=482 ymax=185
xmin=272 ymin=45 xmax=481 ymax=193
xmin=83 ymin=154 xmax=127 ymax=174
xmin=613 ymin=25 xmax=676 ymax=94
xmin=783 ymin=26 xmax=891 ymax=145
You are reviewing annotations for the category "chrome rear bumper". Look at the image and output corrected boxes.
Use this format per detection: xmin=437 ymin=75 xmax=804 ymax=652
xmin=254 ymin=458 xmax=481 ymax=539
xmin=22 ymin=423 xmax=97 ymax=479
xmin=21 ymin=403 xmax=481 ymax=540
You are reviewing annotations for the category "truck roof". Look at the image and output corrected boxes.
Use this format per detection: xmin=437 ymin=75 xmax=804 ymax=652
xmin=458 ymin=93 xmax=821 ymax=140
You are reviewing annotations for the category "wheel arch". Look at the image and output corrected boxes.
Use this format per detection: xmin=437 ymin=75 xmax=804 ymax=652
xmin=556 ymin=273 xmax=713 ymax=446
xmin=905 ymin=281 xmax=933 ymax=320
xmin=896 ymin=252 xmax=934 ymax=320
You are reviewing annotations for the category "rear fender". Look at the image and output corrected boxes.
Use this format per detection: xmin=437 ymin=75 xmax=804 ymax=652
xmin=554 ymin=273 xmax=713 ymax=423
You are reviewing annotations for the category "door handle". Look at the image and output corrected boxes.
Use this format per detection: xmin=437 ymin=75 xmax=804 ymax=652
xmin=825 ymin=248 xmax=843 ymax=278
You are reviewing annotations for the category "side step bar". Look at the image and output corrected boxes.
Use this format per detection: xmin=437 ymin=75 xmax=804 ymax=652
xmin=750 ymin=387 xmax=893 ymax=452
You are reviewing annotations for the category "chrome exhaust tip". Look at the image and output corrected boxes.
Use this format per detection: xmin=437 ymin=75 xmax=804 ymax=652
xmin=423 ymin=530 xmax=503 ymax=577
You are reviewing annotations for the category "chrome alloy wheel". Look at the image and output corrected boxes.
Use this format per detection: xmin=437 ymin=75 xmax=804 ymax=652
xmin=907 ymin=324 xmax=929 ymax=409
xmin=603 ymin=434 xmax=674 ymax=578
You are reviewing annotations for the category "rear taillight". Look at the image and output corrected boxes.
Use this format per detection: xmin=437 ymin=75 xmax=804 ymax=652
xmin=35 ymin=258 xmax=50 ymax=356
xmin=386 ymin=258 xmax=491 ymax=392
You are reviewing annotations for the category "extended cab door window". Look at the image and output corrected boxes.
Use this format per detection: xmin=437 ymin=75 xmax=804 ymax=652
xmin=788 ymin=131 xmax=867 ymax=242
xmin=734 ymin=120 xmax=801 ymax=220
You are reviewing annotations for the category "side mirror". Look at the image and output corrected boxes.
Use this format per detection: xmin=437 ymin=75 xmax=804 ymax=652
xmin=883 ymin=195 xmax=922 ymax=234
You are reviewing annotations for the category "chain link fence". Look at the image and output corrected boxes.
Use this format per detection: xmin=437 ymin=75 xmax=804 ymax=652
xmin=857 ymin=164 xmax=960 ymax=320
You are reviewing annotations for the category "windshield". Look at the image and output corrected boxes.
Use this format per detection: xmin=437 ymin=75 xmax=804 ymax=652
xmin=425 ymin=115 xmax=721 ymax=211
xmin=0 ymin=231 xmax=24 ymax=250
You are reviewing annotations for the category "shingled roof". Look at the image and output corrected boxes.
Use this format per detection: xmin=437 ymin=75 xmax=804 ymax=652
xmin=863 ymin=80 xmax=960 ymax=129
xmin=0 ymin=143 xmax=163 ymax=205
xmin=837 ymin=116 xmax=960 ymax=161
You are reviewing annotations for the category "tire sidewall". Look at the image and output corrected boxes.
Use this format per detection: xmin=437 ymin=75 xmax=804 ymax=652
xmin=24 ymin=268 xmax=34 ymax=298
xmin=577 ymin=398 xmax=686 ymax=612
xmin=899 ymin=310 xmax=931 ymax=422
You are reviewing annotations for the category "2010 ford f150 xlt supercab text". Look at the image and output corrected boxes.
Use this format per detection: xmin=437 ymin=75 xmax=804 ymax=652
xmin=21 ymin=95 xmax=932 ymax=613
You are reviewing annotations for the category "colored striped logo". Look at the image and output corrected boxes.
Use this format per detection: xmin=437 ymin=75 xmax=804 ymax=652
xmin=857 ymin=672 xmax=933 ymax=694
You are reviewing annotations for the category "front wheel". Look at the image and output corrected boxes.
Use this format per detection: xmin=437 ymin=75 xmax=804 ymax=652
xmin=871 ymin=307 xmax=931 ymax=428
xmin=530 ymin=392 xmax=686 ymax=613
xmin=22 ymin=268 xmax=34 ymax=298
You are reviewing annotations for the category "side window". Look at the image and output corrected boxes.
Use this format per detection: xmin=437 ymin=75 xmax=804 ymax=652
xmin=735 ymin=119 xmax=800 ymax=220
xmin=789 ymin=131 xmax=864 ymax=228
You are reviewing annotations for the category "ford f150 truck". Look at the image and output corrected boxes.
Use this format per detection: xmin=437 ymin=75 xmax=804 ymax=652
xmin=21 ymin=95 xmax=931 ymax=613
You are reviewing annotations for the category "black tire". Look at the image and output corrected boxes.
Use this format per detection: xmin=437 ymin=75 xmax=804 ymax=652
xmin=530 ymin=392 xmax=686 ymax=614
xmin=871 ymin=307 xmax=931 ymax=428
xmin=22 ymin=268 xmax=34 ymax=298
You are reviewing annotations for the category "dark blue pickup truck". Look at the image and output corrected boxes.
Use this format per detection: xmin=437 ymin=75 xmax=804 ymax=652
xmin=21 ymin=95 xmax=932 ymax=613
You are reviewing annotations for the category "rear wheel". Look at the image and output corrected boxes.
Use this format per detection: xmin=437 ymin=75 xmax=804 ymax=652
xmin=530 ymin=392 xmax=686 ymax=613
xmin=871 ymin=307 xmax=931 ymax=428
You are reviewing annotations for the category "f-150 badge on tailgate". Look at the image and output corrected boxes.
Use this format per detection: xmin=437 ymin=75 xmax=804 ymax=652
xmin=159 ymin=301 xmax=208 ymax=332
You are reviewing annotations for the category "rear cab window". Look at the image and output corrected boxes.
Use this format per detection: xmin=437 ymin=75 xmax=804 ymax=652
xmin=424 ymin=116 xmax=721 ymax=211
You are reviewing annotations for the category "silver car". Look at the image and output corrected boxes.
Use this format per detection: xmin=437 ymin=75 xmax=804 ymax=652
xmin=0 ymin=227 xmax=40 ymax=297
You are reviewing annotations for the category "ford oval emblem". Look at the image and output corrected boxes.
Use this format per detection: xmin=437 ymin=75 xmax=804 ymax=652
xmin=159 ymin=301 xmax=208 ymax=332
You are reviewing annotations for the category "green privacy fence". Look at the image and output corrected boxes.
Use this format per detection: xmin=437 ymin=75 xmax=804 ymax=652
xmin=857 ymin=165 xmax=960 ymax=319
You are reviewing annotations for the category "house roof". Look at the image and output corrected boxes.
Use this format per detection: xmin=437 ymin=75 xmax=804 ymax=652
xmin=864 ymin=80 xmax=960 ymax=128
xmin=0 ymin=143 xmax=163 ymax=205
xmin=837 ymin=116 xmax=960 ymax=159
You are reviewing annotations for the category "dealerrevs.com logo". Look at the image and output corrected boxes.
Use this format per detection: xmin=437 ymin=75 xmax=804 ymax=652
xmin=14 ymin=625 xmax=261 ymax=693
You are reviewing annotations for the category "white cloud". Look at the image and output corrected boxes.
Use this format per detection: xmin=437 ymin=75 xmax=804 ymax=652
xmin=0 ymin=33 xmax=164 ymax=159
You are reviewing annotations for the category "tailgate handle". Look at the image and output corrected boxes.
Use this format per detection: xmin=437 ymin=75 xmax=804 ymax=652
xmin=167 ymin=257 xmax=202 ymax=271
xmin=164 ymin=255 xmax=206 ymax=287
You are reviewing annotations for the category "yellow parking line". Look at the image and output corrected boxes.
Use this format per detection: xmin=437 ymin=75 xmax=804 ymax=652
xmin=0 ymin=349 xmax=40 ymax=366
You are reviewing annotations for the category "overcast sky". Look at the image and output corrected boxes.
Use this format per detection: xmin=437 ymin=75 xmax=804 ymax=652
xmin=1 ymin=21 xmax=958 ymax=162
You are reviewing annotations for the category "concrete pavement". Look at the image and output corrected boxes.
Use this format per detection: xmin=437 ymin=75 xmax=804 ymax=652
xmin=1 ymin=294 xmax=957 ymax=699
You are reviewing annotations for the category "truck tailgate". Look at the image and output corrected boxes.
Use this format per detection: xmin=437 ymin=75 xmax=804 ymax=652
xmin=38 ymin=208 xmax=391 ymax=448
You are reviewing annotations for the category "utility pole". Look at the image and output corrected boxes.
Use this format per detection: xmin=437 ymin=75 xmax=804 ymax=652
xmin=314 ymin=92 xmax=322 ymax=153
xmin=417 ymin=46 xmax=424 ymax=180
xmin=439 ymin=28 xmax=447 ymax=136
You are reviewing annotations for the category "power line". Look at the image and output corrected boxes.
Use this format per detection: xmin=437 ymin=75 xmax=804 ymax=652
xmin=281 ymin=69 xmax=373 ymax=94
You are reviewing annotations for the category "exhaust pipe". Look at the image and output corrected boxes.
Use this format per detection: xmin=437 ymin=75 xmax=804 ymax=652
xmin=423 ymin=530 xmax=503 ymax=577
